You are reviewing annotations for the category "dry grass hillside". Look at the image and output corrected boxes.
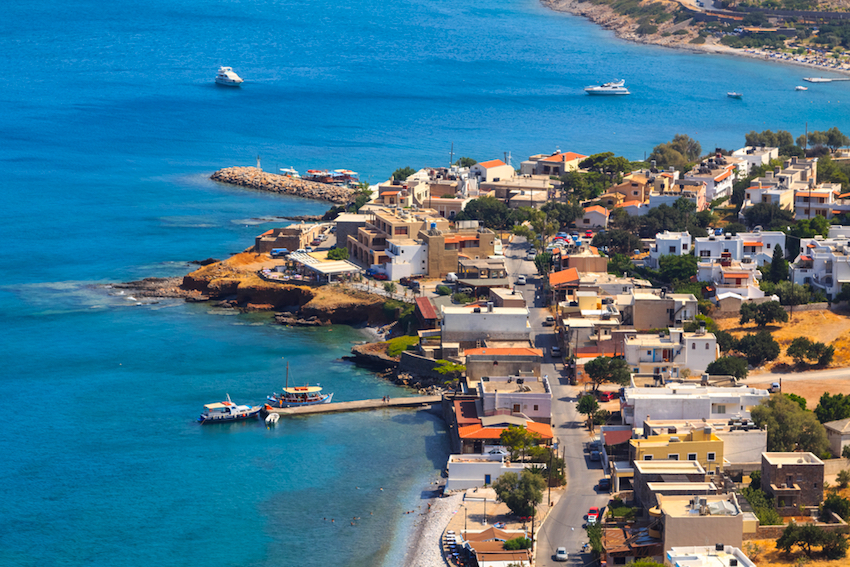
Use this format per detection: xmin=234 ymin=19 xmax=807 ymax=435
xmin=715 ymin=308 xmax=850 ymax=370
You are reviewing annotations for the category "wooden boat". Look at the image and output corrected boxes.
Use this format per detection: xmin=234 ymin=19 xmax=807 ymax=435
xmin=267 ymin=363 xmax=334 ymax=408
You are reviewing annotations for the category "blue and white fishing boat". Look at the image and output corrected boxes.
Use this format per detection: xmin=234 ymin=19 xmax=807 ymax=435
xmin=198 ymin=394 xmax=261 ymax=423
xmin=267 ymin=363 xmax=334 ymax=408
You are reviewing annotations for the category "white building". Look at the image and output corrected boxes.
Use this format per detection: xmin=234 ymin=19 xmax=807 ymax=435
xmin=478 ymin=375 xmax=552 ymax=423
xmin=732 ymin=146 xmax=779 ymax=175
xmin=694 ymin=231 xmax=785 ymax=266
xmin=621 ymin=384 xmax=770 ymax=426
xmin=384 ymin=238 xmax=429 ymax=280
xmin=440 ymin=304 xmax=530 ymax=344
xmin=580 ymin=205 xmax=610 ymax=229
xmin=790 ymin=234 xmax=850 ymax=299
xmin=825 ymin=418 xmax=850 ymax=458
xmin=697 ymin=259 xmax=765 ymax=301
xmin=445 ymin=454 xmax=530 ymax=491
xmin=794 ymin=183 xmax=848 ymax=220
xmin=683 ymin=155 xmax=738 ymax=201
xmin=624 ymin=327 xmax=718 ymax=376
xmin=647 ymin=231 xmax=692 ymax=269
xmin=470 ymin=159 xmax=515 ymax=183
xmin=667 ymin=545 xmax=756 ymax=567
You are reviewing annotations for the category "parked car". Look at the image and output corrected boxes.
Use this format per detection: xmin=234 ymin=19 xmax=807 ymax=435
xmin=311 ymin=239 xmax=322 ymax=247
xmin=590 ymin=450 xmax=601 ymax=462
xmin=296 ymin=248 xmax=307 ymax=254
xmin=596 ymin=391 xmax=616 ymax=402
xmin=598 ymin=478 xmax=611 ymax=491
xmin=305 ymin=246 xmax=313 ymax=253
xmin=487 ymin=448 xmax=509 ymax=455
xmin=555 ymin=547 xmax=569 ymax=562
xmin=446 ymin=272 xmax=458 ymax=283
xmin=458 ymin=287 xmax=474 ymax=295
xmin=410 ymin=281 xmax=421 ymax=292
xmin=543 ymin=315 xmax=555 ymax=326
xmin=587 ymin=506 xmax=600 ymax=525
xmin=517 ymin=275 xmax=527 ymax=285
xmin=769 ymin=382 xmax=780 ymax=393
xmin=374 ymin=272 xmax=389 ymax=280
xmin=551 ymin=346 xmax=562 ymax=358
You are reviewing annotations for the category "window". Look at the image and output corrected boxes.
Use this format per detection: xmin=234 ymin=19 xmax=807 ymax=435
xmin=692 ymin=343 xmax=695 ymax=350
xmin=583 ymin=219 xmax=590 ymax=224
xmin=713 ymin=405 xmax=726 ymax=414
xmin=512 ymin=404 xmax=520 ymax=413
xmin=647 ymin=350 xmax=652 ymax=356
xmin=814 ymin=483 xmax=818 ymax=489
xmin=615 ymin=558 xmax=627 ymax=565
xmin=706 ymin=343 xmax=710 ymax=349
xmin=683 ymin=244 xmax=688 ymax=250
xmin=533 ymin=405 xmax=539 ymax=411
xmin=668 ymin=454 xmax=679 ymax=461
xmin=688 ymin=453 xmax=697 ymax=461
xmin=767 ymin=243 xmax=771 ymax=249
xmin=707 ymin=452 xmax=716 ymax=461
xmin=644 ymin=455 xmax=653 ymax=461
xmin=669 ymin=246 xmax=676 ymax=253
xmin=700 ymin=250 xmax=710 ymax=257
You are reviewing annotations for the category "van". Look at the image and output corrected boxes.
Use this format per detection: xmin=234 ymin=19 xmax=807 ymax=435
xmin=446 ymin=272 xmax=458 ymax=283
xmin=769 ymin=382 xmax=780 ymax=393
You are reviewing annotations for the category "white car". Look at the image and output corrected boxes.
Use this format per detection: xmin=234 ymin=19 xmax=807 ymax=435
xmin=555 ymin=547 xmax=568 ymax=561
xmin=517 ymin=275 xmax=527 ymax=285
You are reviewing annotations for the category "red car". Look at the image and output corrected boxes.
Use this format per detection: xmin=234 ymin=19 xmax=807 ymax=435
xmin=587 ymin=506 xmax=600 ymax=525
xmin=585 ymin=230 xmax=594 ymax=238
xmin=373 ymin=272 xmax=389 ymax=280
xmin=597 ymin=391 xmax=616 ymax=402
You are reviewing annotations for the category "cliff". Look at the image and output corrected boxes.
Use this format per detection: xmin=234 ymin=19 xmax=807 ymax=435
xmin=210 ymin=167 xmax=356 ymax=204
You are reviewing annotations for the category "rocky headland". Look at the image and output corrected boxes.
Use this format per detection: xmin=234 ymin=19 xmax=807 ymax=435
xmin=211 ymin=167 xmax=357 ymax=204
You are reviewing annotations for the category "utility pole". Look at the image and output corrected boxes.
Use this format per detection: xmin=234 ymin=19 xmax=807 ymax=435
xmin=548 ymin=449 xmax=553 ymax=506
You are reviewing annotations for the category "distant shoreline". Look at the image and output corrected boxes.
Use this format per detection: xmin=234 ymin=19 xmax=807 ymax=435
xmin=542 ymin=0 xmax=850 ymax=79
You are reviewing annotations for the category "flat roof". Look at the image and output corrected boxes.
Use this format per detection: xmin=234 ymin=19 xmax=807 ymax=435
xmin=300 ymin=259 xmax=363 ymax=275
xmin=660 ymin=494 xmax=739 ymax=518
xmin=763 ymin=452 xmax=823 ymax=465
xmin=489 ymin=287 xmax=527 ymax=300
xmin=442 ymin=306 xmax=528 ymax=315
xmin=634 ymin=460 xmax=705 ymax=474
xmin=668 ymin=546 xmax=756 ymax=567
xmin=647 ymin=482 xmax=717 ymax=491
xmin=480 ymin=378 xmax=547 ymax=394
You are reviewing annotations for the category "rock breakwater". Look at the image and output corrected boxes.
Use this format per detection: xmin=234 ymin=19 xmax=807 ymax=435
xmin=210 ymin=167 xmax=356 ymax=204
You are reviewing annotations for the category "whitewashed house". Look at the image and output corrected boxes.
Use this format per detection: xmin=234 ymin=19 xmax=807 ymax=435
xmin=647 ymin=231 xmax=692 ymax=269
xmin=621 ymin=384 xmax=770 ymax=426
xmin=624 ymin=327 xmax=719 ymax=377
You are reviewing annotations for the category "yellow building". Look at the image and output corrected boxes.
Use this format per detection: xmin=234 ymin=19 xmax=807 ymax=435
xmin=630 ymin=427 xmax=724 ymax=475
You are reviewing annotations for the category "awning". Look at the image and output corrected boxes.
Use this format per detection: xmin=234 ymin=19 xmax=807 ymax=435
xmin=604 ymin=430 xmax=634 ymax=446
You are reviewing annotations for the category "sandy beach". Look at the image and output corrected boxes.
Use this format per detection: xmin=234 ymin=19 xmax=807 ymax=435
xmin=543 ymin=0 xmax=850 ymax=78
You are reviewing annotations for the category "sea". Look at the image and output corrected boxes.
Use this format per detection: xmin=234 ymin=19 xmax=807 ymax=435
xmin=1 ymin=0 xmax=849 ymax=564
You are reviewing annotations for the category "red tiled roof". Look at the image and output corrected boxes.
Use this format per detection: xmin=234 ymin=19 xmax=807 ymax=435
xmin=415 ymin=297 xmax=438 ymax=320
xmin=458 ymin=421 xmax=553 ymax=440
xmin=478 ymin=159 xmax=508 ymax=169
xmin=619 ymin=200 xmax=643 ymax=208
xmin=550 ymin=267 xmax=579 ymax=287
xmin=465 ymin=347 xmax=544 ymax=357
xmin=541 ymin=151 xmax=587 ymax=163
xmin=464 ymin=526 xmax=517 ymax=542
xmin=585 ymin=205 xmax=610 ymax=216
xmin=714 ymin=169 xmax=733 ymax=183
xmin=604 ymin=429 xmax=633 ymax=446
xmin=383 ymin=190 xmax=401 ymax=195
xmin=443 ymin=234 xmax=480 ymax=244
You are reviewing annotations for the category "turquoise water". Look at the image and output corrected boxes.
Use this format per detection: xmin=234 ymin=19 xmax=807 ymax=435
xmin=2 ymin=0 xmax=849 ymax=564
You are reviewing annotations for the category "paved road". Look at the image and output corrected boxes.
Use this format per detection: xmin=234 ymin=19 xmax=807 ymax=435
xmin=504 ymin=237 xmax=610 ymax=566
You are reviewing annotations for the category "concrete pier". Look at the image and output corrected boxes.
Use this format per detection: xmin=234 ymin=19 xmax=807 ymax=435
xmin=261 ymin=395 xmax=442 ymax=417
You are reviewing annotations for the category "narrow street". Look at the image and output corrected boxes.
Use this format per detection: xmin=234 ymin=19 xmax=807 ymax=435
xmin=505 ymin=237 xmax=609 ymax=565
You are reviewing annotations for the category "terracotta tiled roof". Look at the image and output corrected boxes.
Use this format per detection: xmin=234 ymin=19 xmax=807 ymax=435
xmin=458 ymin=421 xmax=553 ymax=440
xmin=478 ymin=159 xmax=508 ymax=169
xmin=604 ymin=429 xmax=633 ymax=446
xmin=585 ymin=205 xmax=610 ymax=216
xmin=541 ymin=151 xmax=587 ymax=163
xmin=549 ymin=267 xmax=579 ymax=286
xmin=415 ymin=297 xmax=438 ymax=320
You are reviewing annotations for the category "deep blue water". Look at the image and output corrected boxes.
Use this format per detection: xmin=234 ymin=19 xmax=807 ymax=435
xmin=2 ymin=0 xmax=849 ymax=564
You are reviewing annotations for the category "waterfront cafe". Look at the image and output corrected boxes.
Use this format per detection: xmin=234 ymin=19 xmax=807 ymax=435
xmin=288 ymin=253 xmax=363 ymax=284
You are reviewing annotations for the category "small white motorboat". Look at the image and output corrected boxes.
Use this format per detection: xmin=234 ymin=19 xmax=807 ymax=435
xmin=796 ymin=86 xmax=809 ymax=91
xmin=265 ymin=412 xmax=280 ymax=427
xmin=215 ymin=66 xmax=244 ymax=86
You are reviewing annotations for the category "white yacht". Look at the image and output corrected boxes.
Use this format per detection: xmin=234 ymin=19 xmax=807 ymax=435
xmin=215 ymin=66 xmax=244 ymax=86
xmin=585 ymin=79 xmax=630 ymax=95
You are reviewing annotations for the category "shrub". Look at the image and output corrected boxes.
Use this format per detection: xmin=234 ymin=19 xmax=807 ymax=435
xmin=386 ymin=335 xmax=419 ymax=357
xmin=326 ymin=247 xmax=349 ymax=260
xmin=452 ymin=292 xmax=474 ymax=304
xmin=503 ymin=537 xmax=532 ymax=550
xmin=436 ymin=285 xmax=452 ymax=296
xmin=822 ymin=491 xmax=850 ymax=520
xmin=706 ymin=356 xmax=749 ymax=380
xmin=383 ymin=282 xmax=397 ymax=294
xmin=737 ymin=331 xmax=780 ymax=367
xmin=740 ymin=486 xmax=782 ymax=525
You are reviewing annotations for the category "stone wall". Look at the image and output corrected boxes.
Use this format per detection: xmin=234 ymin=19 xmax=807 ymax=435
xmin=743 ymin=512 xmax=849 ymax=541
xmin=823 ymin=457 xmax=850 ymax=476
xmin=399 ymin=351 xmax=451 ymax=381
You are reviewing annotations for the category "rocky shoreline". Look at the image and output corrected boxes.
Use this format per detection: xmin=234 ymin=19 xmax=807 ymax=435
xmin=211 ymin=166 xmax=357 ymax=204
xmin=542 ymin=0 xmax=850 ymax=75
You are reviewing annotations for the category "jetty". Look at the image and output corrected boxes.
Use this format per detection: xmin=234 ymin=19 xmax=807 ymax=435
xmin=210 ymin=166 xmax=356 ymax=204
xmin=261 ymin=395 xmax=441 ymax=417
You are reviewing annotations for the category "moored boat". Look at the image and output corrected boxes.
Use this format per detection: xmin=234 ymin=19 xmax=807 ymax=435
xmin=198 ymin=394 xmax=261 ymax=423
xmin=727 ymin=92 xmax=743 ymax=99
xmin=215 ymin=66 xmax=244 ymax=86
xmin=267 ymin=362 xmax=334 ymax=408
xmin=795 ymin=86 xmax=808 ymax=91
xmin=584 ymin=79 xmax=630 ymax=95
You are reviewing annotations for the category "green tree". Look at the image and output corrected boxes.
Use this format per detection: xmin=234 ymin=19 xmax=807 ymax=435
xmin=499 ymin=425 xmax=542 ymax=461
xmin=591 ymin=229 xmax=641 ymax=256
xmin=815 ymin=393 xmax=850 ymax=423
xmin=705 ymin=356 xmax=749 ymax=380
xmin=383 ymin=282 xmax=397 ymax=294
xmin=715 ymin=330 xmax=737 ymax=353
xmin=769 ymin=245 xmax=789 ymax=283
xmin=576 ymin=395 xmax=600 ymax=430
xmin=844 ymin=445 xmax=850 ymax=459
xmin=454 ymin=196 xmax=512 ymax=230
xmin=503 ymin=537 xmax=532 ymax=550
xmin=837 ymin=470 xmax=850 ymax=490
xmin=740 ymin=485 xmax=782 ymax=525
xmin=785 ymin=393 xmax=808 ymax=411
xmin=744 ymin=202 xmax=795 ymax=230
xmin=392 ymin=166 xmax=415 ymax=181
xmin=826 ymin=127 xmax=850 ymax=152
xmin=455 ymin=157 xmax=477 ymax=167
xmin=326 ymin=247 xmax=349 ymax=260
xmin=534 ymin=252 xmax=552 ymax=275
xmin=541 ymin=201 xmax=584 ymax=228
xmin=669 ymin=134 xmax=703 ymax=161
xmin=584 ymin=357 xmax=631 ymax=393
xmin=737 ymin=331 xmax=780 ymax=367
xmin=658 ymin=254 xmax=698 ymax=284
xmin=648 ymin=144 xmax=688 ymax=171
xmin=491 ymin=469 xmax=546 ymax=517
xmin=740 ymin=301 xmax=788 ymax=328
xmin=751 ymin=394 xmax=830 ymax=454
